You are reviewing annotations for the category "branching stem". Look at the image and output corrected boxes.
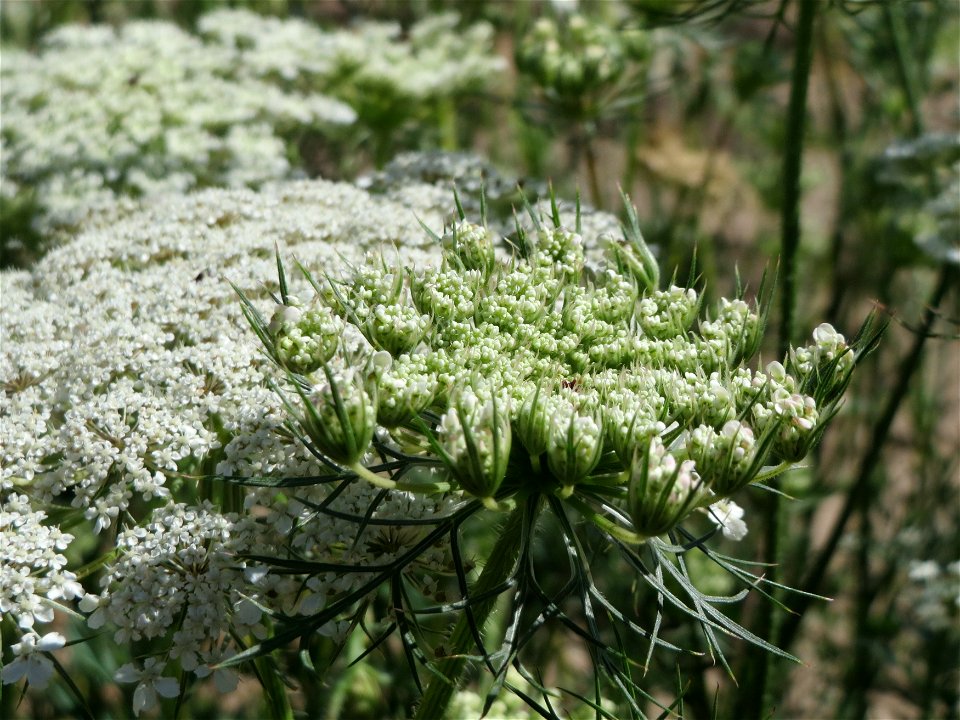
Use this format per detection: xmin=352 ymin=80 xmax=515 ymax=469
xmin=414 ymin=503 xmax=529 ymax=720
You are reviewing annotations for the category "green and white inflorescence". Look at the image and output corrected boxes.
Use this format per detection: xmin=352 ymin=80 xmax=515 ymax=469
xmin=232 ymin=190 xmax=882 ymax=716
xmin=253 ymin=191 xmax=866 ymax=541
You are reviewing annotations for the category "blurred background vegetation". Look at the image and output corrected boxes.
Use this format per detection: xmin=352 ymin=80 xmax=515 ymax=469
xmin=1 ymin=0 xmax=957 ymax=718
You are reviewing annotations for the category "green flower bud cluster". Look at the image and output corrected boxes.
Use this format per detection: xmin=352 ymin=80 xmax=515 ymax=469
xmin=268 ymin=298 xmax=341 ymax=375
xmin=628 ymin=437 xmax=705 ymax=539
xmin=590 ymin=271 xmax=638 ymax=323
xmin=603 ymin=386 xmax=668 ymax=465
xmin=547 ymin=401 xmax=605 ymax=494
xmin=364 ymin=303 xmax=430 ymax=356
xmin=685 ymin=420 xmax=762 ymax=497
xmin=411 ymin=267 xmax=482 ymax=322
xmin=477 ymin=269 xmax=548 ymax=329
xmin=517 ymin=15 xmax=629 ymax=99
xmin=637 ymin=285 xmax=700 ymax=339
xmin=753 ymin=388 xmax=820 ymax=463
xmin=789 ymin=322 xmax=856 ymax=404
xmin=699 ymin=297 xmax=764 ymax=366
xmin=436 ymin=388 xmax=511 ymax=503
xmin=250 ymin=193 xmax=874 ymax=540
xmin=295 ymin=365 xmax=377 ymax=467
xmin=376 ymin=354 xmax=438 ymax=428
xmin=530 ymin=226 xmax=586 ymax=280
xmin=442 ymin=221 xmax=496 ymax=275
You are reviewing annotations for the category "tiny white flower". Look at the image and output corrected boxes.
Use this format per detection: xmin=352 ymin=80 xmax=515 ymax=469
xmin=115 ymin=658 xmax=180 ymax=717
xmin=707 ymin=500 xmax=748 ymax=541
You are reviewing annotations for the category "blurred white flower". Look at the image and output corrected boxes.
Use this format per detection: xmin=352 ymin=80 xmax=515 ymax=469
xmin=0 ymin=631 xmax=65 ymax=688
xmin=115 ymin=658 xmax=180 ymax=717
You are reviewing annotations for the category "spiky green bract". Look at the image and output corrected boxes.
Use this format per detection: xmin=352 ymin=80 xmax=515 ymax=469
xmin=513 ymin=382 xmax=553 ymax=458
xmin=607 ymin=189 xmax=660 ymax=291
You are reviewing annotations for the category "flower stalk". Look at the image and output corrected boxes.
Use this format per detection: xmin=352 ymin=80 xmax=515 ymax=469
xmin=413 ymin=503 xmax=529 ymax=720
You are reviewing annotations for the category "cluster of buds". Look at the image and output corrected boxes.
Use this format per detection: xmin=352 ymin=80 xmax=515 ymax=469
xmin=247 ymin=191 xmax=874 ymax=543
xmin=517 ymin=14 xmax=647 ymax=102
xmin=628 ymin=437 xmax=705 ymax=539
xmin=289 ymin=365 xmax=378 ymax=467
xmin=686 ymin=420 xmax=765 ymax=497
xmin=547 ymin=401 xmax=605 ymax=494
xmin=790 ymin=322 xmax=856 ymax=404
xmin=268 ymin=297 xmax=341 ymax=374
xmin=436 ymin=388 xmax=511 ymax=504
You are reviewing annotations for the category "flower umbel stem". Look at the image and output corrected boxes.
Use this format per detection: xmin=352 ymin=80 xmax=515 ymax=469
xmin=414 ymin=504 xmax=529 ymax=720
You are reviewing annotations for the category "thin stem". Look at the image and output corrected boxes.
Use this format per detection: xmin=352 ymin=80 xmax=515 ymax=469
xmin=776 ymin=264 xmax=957 ymax=653
xmin=884 ymin=2 xmax=924 ymax=137
xmin=582 ymin=126 xmax=604 ymax=210
xmin=351 ymin=462 xmax=450 ymax=494
xmin=413 ymin=502 xmax=531 ymax=720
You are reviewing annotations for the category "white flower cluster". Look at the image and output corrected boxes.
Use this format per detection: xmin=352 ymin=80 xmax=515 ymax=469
xmin=0 ymin=179 xmax=457 ymax=703
xmin=0 ymin=495 xmax=83 ymax=690
xmin=0 ymin=19 xmax=354 ymax=235
xmin=0 ymin=494 xmax=85 ymax=633
xmin=1 ymin=9 xmax=505 ymax=243
xmin=200 ymin=9 xmax=504 ymax=104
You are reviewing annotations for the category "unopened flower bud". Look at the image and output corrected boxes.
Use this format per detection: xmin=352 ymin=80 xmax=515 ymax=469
xmin=754 ymin=390 xmax=819 ymax=462
xmin=437 ymin=389 xmax=511 ymax=501
xmin=547 ymin=404 xmax=604 ymax=492
xmin=686 ymin=420 xmax=760 ymax=497
xmin=627 ymin=437 xmax=704 ymax=538
xmin=442 ymin=221 xmax=496 ymax=275
xmin=270 ymin=301 xmax=341 ymax=375
xmin=363 ymin=304 xmax=430 ymax=356
xmin=297 ymin=366 xmax=377 ymax=466
xmin=791 ymin=323 xmax=855 ymax=405
xmin=377 ymin=367 xmax=437 ymax=428
xmin=605 ymin=403 xmax=666 ymax=468
xmin=533 ymin=226 xmax=584 ymax=281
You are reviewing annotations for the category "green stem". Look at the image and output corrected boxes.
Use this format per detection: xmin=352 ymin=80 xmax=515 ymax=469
xmin=351 ymin=463 xmax=450 ymax=493
xmin=884 ymin=2 xmax=924 ymax=137
xmin=437 ymin=97 xmax=458 ymax=152
xmin=414 ymin=503 xmax=530 ymax=720
xmin=777 ymin=0 xmax=817 ymax=360
xmin=738 ymin=2 xmax=817 ymax=718
xmin=583 ymin=127 xmax=603 ymax=210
